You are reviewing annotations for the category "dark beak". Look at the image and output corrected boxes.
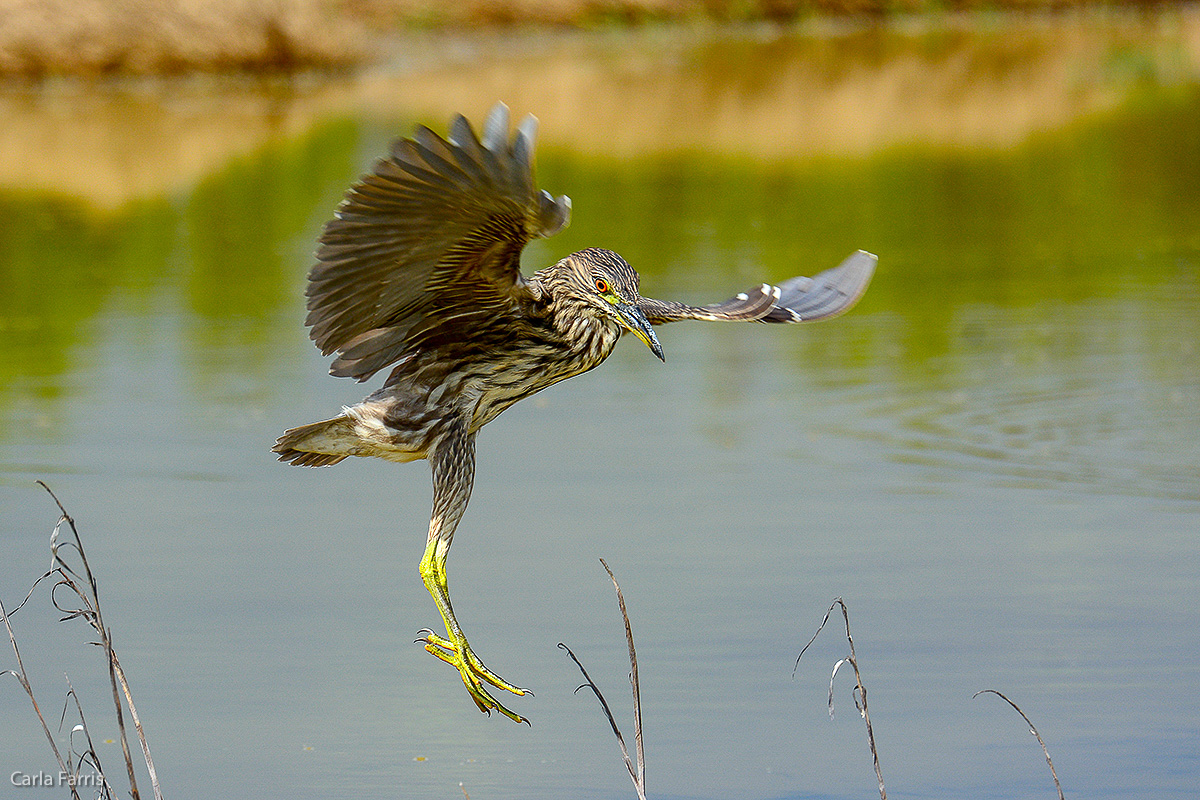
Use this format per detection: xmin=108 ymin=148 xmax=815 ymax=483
xmin=616 ymin=302 xmax=665 ymax=362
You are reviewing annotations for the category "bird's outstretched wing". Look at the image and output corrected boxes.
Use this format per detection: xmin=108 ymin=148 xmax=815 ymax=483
xmin=305 ymin=104 xmax=572 ymax=381
xmin=639 ymin=250 xmax=876 ymax=325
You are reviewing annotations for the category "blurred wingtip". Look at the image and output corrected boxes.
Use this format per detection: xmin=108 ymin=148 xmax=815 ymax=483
xmin=483 ymin=102 xmax=511 ymax=151
xmin=764 ymin=249 xmax=878 ymax=323
xmin=827 ymin=249 xmax=877 ymax=309
xmin=844 ymin=249 xmax=878 ymax=277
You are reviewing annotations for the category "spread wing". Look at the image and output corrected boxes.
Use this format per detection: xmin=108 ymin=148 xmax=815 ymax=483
xmin=638 ymin=250 xmax=876 ymax=325
xmin=305 ymin=103 xmax=572 ymax=382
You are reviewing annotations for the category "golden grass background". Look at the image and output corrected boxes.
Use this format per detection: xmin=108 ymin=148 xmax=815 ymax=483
xmin=0 ymin=0 xmax=1191 ymax=75
xmin=2 ymin=7 xmax=1197 ymax=208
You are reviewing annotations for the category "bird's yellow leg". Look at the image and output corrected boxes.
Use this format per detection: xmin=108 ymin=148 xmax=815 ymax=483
xmin=417 ymin=536 xmax=530 ymax=724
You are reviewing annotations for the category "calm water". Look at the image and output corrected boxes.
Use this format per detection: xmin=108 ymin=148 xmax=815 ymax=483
xmin=2 ymin=15 xmax=1199 ymax=800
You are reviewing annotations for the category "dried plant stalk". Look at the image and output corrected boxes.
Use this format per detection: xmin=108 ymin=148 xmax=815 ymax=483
xmin=974 ymin=689 xmax=1066 ymax=800
xmin=796 ymin=597 xmax=887 ymax=800
xmin=559 ymin=558 xmax=647 ymax=800
xmin=1 ymin=482 xmax=163 ymax=800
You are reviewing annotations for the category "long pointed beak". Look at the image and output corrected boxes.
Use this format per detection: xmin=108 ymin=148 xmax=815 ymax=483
xmin=616 ymin=302 xmax=665 ymax=362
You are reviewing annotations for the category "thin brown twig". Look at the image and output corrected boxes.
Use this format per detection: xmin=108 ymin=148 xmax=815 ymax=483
xmin=106 ymin=631 xmax=140 ymax=799
xmin=973 ymin=689 xmax=1066 ymax=800
xmin=796 ymin=597 xmax=887 ymax=800
xmin=112 ymin=653 xmax=161 ymax=799
xmin=37 ymin=481 xmax=146 ymax=800
xmin=559 ymin=641 xmax=646 ymax=800
xmin=599 ymin=558 xmax=644 ymax=794
xmin=559 ymin=559 xmax=647 ymax=800
xmin=63 ymin=677 xmax=120 ymax=799
xmin=558 ymin=645 xmax=631 ymax=762
xmin=1 ymin=597 xmax=82 ymax=800
xmin=33 ymin=481 xmax=163 ymax=800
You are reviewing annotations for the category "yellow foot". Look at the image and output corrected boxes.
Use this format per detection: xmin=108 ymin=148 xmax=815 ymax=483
xmin=416 ymin=628 xmax=531 ymax=724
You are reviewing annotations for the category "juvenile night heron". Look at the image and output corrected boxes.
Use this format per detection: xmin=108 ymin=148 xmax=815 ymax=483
xmin=274 ymin=104 xmax=875 ymax=723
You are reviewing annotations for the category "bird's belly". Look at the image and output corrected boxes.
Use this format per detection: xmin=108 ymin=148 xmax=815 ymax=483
xmin=377 ymin=325 xmax=619 ymax=438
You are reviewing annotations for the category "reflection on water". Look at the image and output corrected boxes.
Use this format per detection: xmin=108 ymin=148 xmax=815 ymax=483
xmin=1 ymin=13 xmax=1199 ymax=800
xmin=2 ymin=7 xmax=1199 ymax=206
xmin=0 ymin=120 xmax=360 ymax=426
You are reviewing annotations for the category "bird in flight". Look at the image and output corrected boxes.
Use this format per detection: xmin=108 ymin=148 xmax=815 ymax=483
xmin=274 ymin=104 xmax=875 ymax=723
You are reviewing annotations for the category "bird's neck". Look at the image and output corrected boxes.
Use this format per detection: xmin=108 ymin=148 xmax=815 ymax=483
xmin=546 ymin=295 xmax=622 ymax=367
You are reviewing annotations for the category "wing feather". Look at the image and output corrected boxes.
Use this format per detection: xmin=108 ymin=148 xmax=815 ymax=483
xmin=639 ymin=251 xmax=876 ymax=326
xmin=303 ymin=103 xmax=572 ymax=382
xmin=761 ymin=250 xmax=876 ymax=323
xmin=482 ymin=104 xmax=509 ymax=151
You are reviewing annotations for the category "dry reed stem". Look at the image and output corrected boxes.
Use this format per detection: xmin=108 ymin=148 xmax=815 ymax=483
xmin=558 ymin=558 xmax=647 ymax=800
xmin=1 ymin=596 xmax=82 ymax=800
xmin=599 ymin=558 xmax=645 ymax=795
xmin=1 ymin=482 xmax=163 ymax=800
xmin=973 ymin=689 xmax=1066 ymax=800
xmin=796 ymin=597 xmax=887 ymax=800
xmin=62 ymin=676 xmax=122 ymax=799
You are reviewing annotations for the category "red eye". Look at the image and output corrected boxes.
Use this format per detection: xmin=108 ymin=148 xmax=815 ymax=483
xmin=594 ymin=278 xmax=610 ymax=293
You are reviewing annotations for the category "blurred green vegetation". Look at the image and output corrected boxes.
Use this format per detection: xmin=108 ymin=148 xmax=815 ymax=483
xmin=541 ymin=84 xmax=1199 ymax=368
xmin=0 ymin=83 xmax=1196 ymax=433
xmin=181 ymin=117 xmax=361 ymax=394
xmin=0 ymin=193 xmax=174 ymax=398
xmin=0 ymin=118 xmax=361 ymax=422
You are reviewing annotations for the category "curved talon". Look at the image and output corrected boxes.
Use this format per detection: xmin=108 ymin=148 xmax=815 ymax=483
xmin=418 ymin=624 xmax=530 ymax=723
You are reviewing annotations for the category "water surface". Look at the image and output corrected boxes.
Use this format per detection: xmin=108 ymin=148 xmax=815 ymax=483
xmin=1 ymin=15 xmax=1198 ymax=800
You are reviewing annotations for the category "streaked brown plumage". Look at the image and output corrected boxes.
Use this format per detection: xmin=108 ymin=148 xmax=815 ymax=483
xmin=274 ymin=104 xmax=875 ymax=722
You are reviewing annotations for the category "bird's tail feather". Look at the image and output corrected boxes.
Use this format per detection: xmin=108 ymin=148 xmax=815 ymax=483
xmin=273 ymin=417 xmax=354 ymax=467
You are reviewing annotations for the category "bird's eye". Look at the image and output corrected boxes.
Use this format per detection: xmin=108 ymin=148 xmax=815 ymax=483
xmin=594 ymin=277 xmax=611 ymax=294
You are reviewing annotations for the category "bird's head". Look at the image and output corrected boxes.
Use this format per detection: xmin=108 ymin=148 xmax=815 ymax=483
xmin=558 ymin=248 xmax=665 ymax=362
